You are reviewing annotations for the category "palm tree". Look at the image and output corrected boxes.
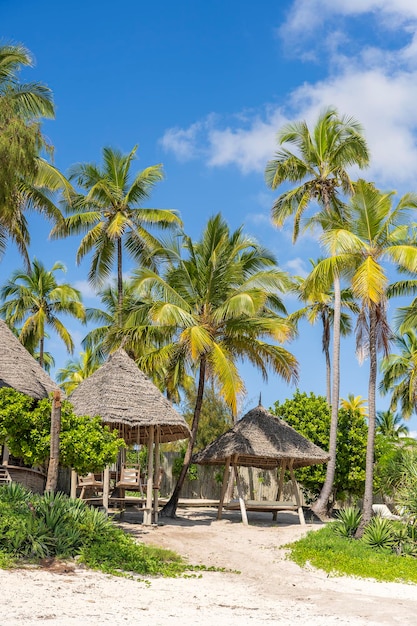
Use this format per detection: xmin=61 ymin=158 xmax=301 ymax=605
xmin=265 ymin=107 xmax=370 ymax=518
xmin=0 ymin=258 xmax=86 ymax=368
xmin=290 ymin=258 xmax=358 ymax=405
xmin=0 ymin=43 xmax=54 ymax=118
xmin=51 ymin=146 xmax=182 ymax=315
xmin=127 ymin=214 xmax=299 ymax=516
xmin=0 ymin=43 xmax=70 ymax=268
xmin=308 ymin=179 xmax=417 ymax=529
xmin=379 ymin=331 xmax=417 ymax=419
xmin=376 ymin=410 xmax=409 ymax=439
xmin=56 ymin=348 xmax=103 ymax=394
xmin=340 ymin=394 xmax=368 ymax=417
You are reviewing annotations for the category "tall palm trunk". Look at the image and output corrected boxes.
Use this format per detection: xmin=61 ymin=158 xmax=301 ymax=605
xmin=322 ymin=310 xmax=332 ymax=406
xmin=356 ymin=307 xmax=377 ymax=536
xmin=117 ymin=237 xmax=123 ymax=325
xmin=312 ymin=273 xmax=341 ymax=518
xmin=39 ymin=335 xmax=45 ymax=369
xmin=160 ymin=357 xmax=207 ymax=518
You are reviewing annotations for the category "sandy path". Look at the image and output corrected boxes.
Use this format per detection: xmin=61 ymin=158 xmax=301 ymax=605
xmin=1 ymin=506 xmax=416 ymax=625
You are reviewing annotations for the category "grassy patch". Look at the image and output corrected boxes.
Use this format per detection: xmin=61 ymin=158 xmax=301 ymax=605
xmin=286 ymin=525 xmax=417 ymax=583
xmin=0 ymin=485 xmax=189 ymax=578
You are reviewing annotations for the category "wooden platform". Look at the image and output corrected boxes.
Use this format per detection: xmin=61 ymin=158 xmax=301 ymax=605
xmin=224 ymin=500 xmax=298 ymax=513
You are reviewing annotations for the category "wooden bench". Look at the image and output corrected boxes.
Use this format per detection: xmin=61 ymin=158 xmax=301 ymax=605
xmin=225 ymin=499 xmax=298 ymax=513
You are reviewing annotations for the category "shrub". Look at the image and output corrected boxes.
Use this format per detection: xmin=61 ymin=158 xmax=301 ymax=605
xmin=0 ymin=485 xmax=188 ymax=576
xmin=333 ymin=507 xmax=362 ymax=538
xmin=362 ymin=517 xmax=395 ymax=551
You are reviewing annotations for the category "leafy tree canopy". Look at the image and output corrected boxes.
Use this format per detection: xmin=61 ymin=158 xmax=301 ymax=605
xmin=271 ymin=390 xmax=368 ymax=503
xmin=0 ymin=388 xmax=124 ymax=475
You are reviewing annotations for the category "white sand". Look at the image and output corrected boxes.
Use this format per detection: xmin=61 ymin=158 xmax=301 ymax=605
xmin=1 ymin=506 xmax=416 ymax=625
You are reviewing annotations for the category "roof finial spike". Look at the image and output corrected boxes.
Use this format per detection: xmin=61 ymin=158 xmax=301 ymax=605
xmin=258 ymin=392 xmax=262 ymax=406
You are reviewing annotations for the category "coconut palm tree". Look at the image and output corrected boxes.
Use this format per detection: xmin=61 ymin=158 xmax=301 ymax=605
xmin=0 ymin=259 xmax=86 ymax=368
xmin=56 ymin=348 xmax=103 ymax=394
xmin=265 ymin=107 xmax=370 ymax=518
xmin=51 ymin=146 xmax=182 ymax=316
xmin=0 ymin=43 xmax=71 ymax=268
xmin=127 ymin=214 xmax=299 ymax=516
xmin=379 ymin=331 xmax=417 ymax=419
xmin=376 ymin=410 xmax=409 ymax=439
xmin=307 ymin=179 xmax=417 ymax=529
xmin=340 ymin=394 xmax=368 ymax=417
xmin=290 ymin=258 xmax=358 ymax=405
xmin=0 ymin=43 xmax=54 ymax=118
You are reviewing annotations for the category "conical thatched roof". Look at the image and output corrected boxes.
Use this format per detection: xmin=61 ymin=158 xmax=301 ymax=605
xmin=193 ymin=405 xmax=329 ymax=469
xmin=0 ymin=319 xmax=59 ymax=400
xmin=69 ymin=348 xmax=190 ymax=444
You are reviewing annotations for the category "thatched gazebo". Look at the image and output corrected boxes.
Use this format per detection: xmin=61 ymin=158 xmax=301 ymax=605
xmin=0 ymin=319 xmax=59 ymax=400
xmin=0 ymin=319 xmax=60 ymax=492
xmin=69 ymin=348 xmax=190 ymax=523
xmin=192 ymin=404 xmax=329 ymax=525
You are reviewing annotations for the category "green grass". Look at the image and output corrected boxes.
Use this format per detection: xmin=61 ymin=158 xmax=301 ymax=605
xmin=286 ymin=525 xmax=417 ymax=583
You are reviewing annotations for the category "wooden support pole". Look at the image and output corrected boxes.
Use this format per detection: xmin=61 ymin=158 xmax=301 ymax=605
xmin=153 ymin=426 xmax=160 ymax=524
xmin=233 ymin=457 xmax=248 ymax=526
xmin=217 ymin=456 xmax=231 ymax=520
xmin=70 ymin=470 xmax=77 ymax=499
xmin=103 ymin=465 xmax=110 ymax=513
xmin=143 ymin=426 xmax=154 ymax=526
xmin=45 ymin=391 xmax=61 ymax=493
xmin=272 ymin=460 xmax=287 ymax=521
xmin=289 ymin=461 xmax=305 ymax=525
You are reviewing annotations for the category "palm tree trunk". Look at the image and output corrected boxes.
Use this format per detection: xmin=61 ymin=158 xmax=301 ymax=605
xmin=312 ymin=273 xmax=341 ymax=518
xmin=160 ymin=357 xmax=206 ymax=518
xmin=322 ymin=311 xmax=332 ymax=406
xmin=117 ymin=237 xmax=123 ymax=324
xmin=356 ymin=307 xmax=377 ymax=537
xmin=39 ymin=335 xmax=44 ymax=369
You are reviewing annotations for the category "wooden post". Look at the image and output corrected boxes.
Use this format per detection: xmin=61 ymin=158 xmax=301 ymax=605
xmin=143 ymin=426 xmax=154 ymax=526
xmin=217 ymin=456 xmax=231 ymax=520
xmin=2 ymin=444 xmax=10 ymax=466
xmin=153 ymin=426 xmax=160 ymax=524
xmin=45 ymin=391 xmax=61 ymax=493
xmin=289 ymin=460 xmax=305 ymax=525
xmin=272 ymin=460 xmax=287 ymax=521
xmin=233 ymin=457 xmax=248 ymax=526
xmin=70 ymin=470 xmax=77 ymax=499
xmin=102 ymin=465 xmax=110 ymax=513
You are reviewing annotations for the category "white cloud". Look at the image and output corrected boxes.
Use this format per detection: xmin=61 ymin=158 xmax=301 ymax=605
xmin=73 ymin=280 xmax=98 ymax=300
xmin=159 ymin=121 xmax=206 ymax=162
xmin=160 ymin=3 xmax=417 ymax=193
xmin=285 ymin=257 xmax=309 ymax=277
xmin=281 ymin=0 xmax=417 ymax=39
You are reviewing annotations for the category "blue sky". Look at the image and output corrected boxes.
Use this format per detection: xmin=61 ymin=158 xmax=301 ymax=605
xmin=2 ymin=0 xmax=417 ymax=433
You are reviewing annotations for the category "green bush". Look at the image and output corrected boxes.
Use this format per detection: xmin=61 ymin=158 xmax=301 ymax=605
xmin=0 ymin=484 xmax=188 ymax=576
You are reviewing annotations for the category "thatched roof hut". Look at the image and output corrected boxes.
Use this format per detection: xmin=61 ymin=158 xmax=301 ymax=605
xmin=192 ymin=404 xmax=329 ymax=469
xmin=69 ymin=348 xmax=190 ymax=524
xmin=69 ymin=348 xmax=190 ymax=444
xmin=193 ymin=404 xmax=329 ymax=526
xmin=0 ymin=319 xmax=59 ymax=400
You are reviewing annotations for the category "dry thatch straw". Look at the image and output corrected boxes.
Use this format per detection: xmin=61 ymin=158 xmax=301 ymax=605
xmin=0 ymin=319 xmax=59 ymax=400
xmin=193 ymin=404 xmax=329 ymax=470
xmin=69 ymin=348 xmax=190 ymax=444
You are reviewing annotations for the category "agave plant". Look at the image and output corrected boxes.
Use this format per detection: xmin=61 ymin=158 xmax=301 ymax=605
xmin=362 ymin=517 xmax=395 ymax=550
xmin=333 ymin=507 xmax=362 ymax=538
